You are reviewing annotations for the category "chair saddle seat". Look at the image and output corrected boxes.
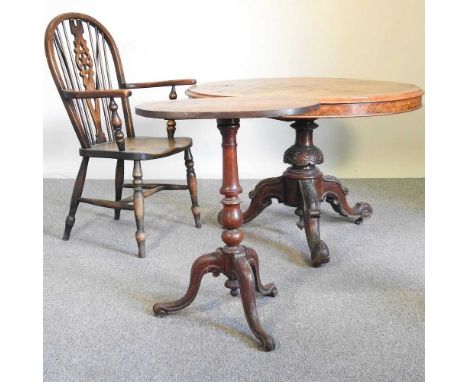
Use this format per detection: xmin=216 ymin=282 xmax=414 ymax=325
xmin=79 ymin=137 xmax=192 ymax=160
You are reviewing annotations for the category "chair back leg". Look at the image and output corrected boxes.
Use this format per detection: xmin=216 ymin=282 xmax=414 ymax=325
xmin=132 ymin=160 xmax=146 ymax=257
xmin=184 ymin=149 xmax=201 ymax=228
xmin=63 ymin=157 xmax=89 ymax=240
xmin=114 ymin=159 xmax=124 ymax=220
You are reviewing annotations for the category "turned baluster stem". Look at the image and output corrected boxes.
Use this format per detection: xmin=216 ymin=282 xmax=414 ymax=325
xmin=166 ymin=85 xmax=178 ymax=139
xmin=109 ymin=97 xmax=125 ymax=151
xmin=217 ymin=118 xmax=244 ymax=248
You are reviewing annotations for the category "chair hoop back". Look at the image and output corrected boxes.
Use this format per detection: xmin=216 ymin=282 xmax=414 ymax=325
xmin=45 ymin=13 xmax=134 ymax=148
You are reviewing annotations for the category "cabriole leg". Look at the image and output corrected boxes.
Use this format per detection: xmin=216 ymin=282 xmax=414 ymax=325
xmin=322 ymin=175 xmax=373 ymax=224
xmin=243 ymin=176 xmax=285 ymax=223
xmin=233 ymin=254 xmax=276 ymax=351
xmin=153 ymin=251 xmax=224 ymax=316
xmin=298 ymin=179 xmax=330 ymax=267
xmin=244 ymin=246 xmax=278 ymax=297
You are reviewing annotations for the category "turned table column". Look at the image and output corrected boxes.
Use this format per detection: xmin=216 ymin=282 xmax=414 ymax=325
xmin=243 ymin=119 xmax=372 ymax=267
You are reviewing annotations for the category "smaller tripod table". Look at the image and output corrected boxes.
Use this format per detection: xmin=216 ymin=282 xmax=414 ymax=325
xmin=136 ymin=96 xmax=319 ymax=351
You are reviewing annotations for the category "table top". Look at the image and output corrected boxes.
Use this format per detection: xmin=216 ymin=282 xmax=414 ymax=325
xmin=135 ymin=95 xmax=320 ymax=120
xmin=185 ymin=77 xmax=424 ymax=119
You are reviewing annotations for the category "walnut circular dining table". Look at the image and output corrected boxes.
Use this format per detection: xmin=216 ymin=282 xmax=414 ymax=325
xmin=186 ymin=78 xmax=424 ymax=267
xmin=136 ymin=95 xmax=320 ymax=351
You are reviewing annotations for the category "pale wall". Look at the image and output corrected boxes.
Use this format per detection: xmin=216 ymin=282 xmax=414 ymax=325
xmin=43 ymin=0 xmax=424 ymax=179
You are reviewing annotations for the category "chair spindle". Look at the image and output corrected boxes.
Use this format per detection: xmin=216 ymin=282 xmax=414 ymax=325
xmin=166 ymin=85 xmax=178 ymax=139
xmin=109 ymin=97 xmax=125 ymax=151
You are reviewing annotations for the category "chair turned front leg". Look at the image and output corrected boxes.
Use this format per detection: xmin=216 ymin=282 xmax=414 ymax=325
xmin=63 ymin=157 xmax=89 ymax=240
xmin=114 ymin=159 xmax=124 ymax=220
xmin=132 ymin=160 xmax=145 ymax=258
xmin=298 ymin=179 xmax=330 ymax=267
xmin=322 ymin=175 xmax=373 ymax=224
xmin=184 ymin=149 xmax=201 ymax=228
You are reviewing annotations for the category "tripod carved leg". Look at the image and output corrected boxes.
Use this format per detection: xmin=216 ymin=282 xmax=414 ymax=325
xmin=184 ymin=149 xmax=202 ymax=228
xmin=322 ymin=175 xmax=373 ymax=224
xmin=233 ymin=255 xmax=276 ymax=351
xmin=244 ymin=246 xmax=278 ymax=297
xmin=114 ymin=159 xmax=124 ymax=220
xmin=133 ymin=161 xmax=145 ymax=258
xmin=243 ymin=176 xmax=285 ymax=223
xmin=63 ymin=157 xmax=89 ymax=240
xmin=153 ymin=251 xmax=224 ymax=316
xmin=298 ymin=179 xmax=330 ymax=267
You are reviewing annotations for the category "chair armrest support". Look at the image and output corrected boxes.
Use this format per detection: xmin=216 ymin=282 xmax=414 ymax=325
xmin=109 ymin=98 xmax=126 ymax=151
xmin=122 ymin=79 xmax=197 ymax=89
xmin=62 ymin=89 xmax=132 ymax=99
xmin=122 ymin=79 xmax=196 ymax=140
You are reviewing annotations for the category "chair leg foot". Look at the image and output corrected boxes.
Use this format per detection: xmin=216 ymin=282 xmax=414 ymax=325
xmin=63 ymin=215 xmax=75 ymax=241
xmin=136 ymin=232 xmax=146 ymax=258
xmin=193 ymin=209 xmax=201 ymax=229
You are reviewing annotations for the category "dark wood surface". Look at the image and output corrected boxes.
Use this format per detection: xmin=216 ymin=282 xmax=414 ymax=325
xmin=135 ymin=95 xmax=320 ymax=120
xmin=45 ymin=12 xmax=201 ymax=258
xmin=124 ymin=79 xmax=196 ymax=89
xmin=79 ymin=137 xmax=192 ymax=160
xmin=186 ymin=77 xmax=424 ymax=118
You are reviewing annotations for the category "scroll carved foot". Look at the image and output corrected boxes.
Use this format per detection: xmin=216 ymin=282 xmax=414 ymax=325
xmin=243 ymin=176 xmax=285 ymax=223
xmin=298 ymin=179 xmax=330 ymax=267
xmin=153 ymin=251 xmax=224 ymax=316
xmin=322 ymin=175 xmax=373 ymax=224
xmin=244 ymin=246 xmax=278 ymax=297
xmin=233 ymin=255 xmax=275 ymax=351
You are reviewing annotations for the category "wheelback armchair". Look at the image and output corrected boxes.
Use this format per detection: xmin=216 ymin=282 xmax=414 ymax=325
xmin=45 ymin=12 xmax=201 ymax=258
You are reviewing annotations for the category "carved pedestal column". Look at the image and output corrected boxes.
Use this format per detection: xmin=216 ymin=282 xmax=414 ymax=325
xmin=243 ymin=119 xmax=373 ymax=267
xmin=153 ymin=119 xmax=277 ymax=351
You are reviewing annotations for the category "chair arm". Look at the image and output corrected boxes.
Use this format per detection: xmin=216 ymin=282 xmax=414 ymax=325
xmin=122 ymin=79 xmax=197 ymax=89
xmin=62 ymin=89 xmax=132 ymax=99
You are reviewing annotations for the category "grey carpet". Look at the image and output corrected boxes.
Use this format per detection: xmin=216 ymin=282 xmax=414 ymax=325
xmin=43 ymin=178 xmax=424 ymax=382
